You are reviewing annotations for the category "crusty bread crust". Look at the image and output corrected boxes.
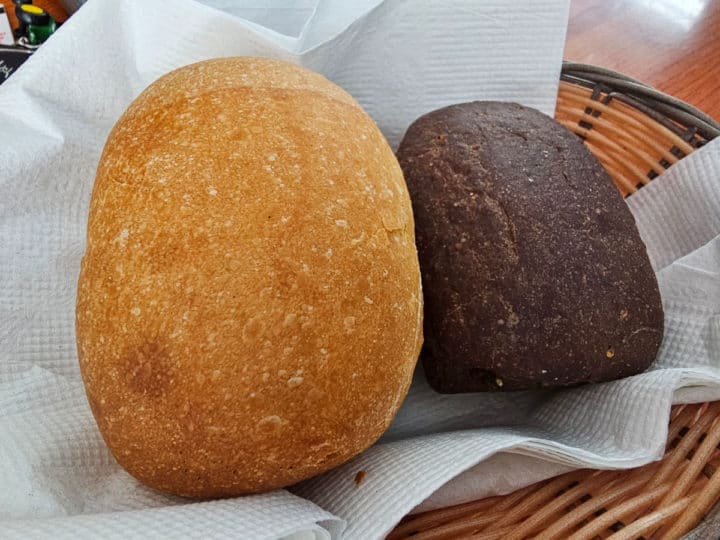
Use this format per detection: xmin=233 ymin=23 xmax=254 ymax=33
xmin=76 ymin=57 xmax=422 ymax=497
xmin=397 ymin=101 xmax=662 ymax=393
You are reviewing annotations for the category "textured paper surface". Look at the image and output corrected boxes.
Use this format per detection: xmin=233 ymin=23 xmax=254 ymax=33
xmin=4 ymin=0 xmax=720 ymax=538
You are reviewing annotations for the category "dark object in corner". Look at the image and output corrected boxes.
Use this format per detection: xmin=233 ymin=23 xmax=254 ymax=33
xmin=0 ymin=44 xmax=32 ymax=83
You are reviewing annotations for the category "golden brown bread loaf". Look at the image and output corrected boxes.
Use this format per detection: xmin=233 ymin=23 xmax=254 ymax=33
xmin=76 ymin=57 xmax=423 ymax=497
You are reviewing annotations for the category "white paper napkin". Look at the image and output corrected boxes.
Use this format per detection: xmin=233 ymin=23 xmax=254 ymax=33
xmin=295 ymin=140 xmax=720 ymax=534
xmin=5 ymin=0 xmax=720 ymax=538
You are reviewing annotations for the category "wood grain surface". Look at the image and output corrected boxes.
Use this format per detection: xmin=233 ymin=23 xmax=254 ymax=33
xmin=565 ymin=0 xmax=720 ymax=120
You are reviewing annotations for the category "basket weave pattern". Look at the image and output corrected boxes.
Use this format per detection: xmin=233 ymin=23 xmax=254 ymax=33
xmin=391 ymin=403 xmax=720 ymax=539
xmin=389 ymin=64 xmax=720 ymax=539
xmin=555 ymin=81 xmax=691 ymax=195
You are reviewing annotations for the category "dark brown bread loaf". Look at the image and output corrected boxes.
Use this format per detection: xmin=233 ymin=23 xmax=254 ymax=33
xmin=397 ymin=101 xmax=664 ymax=393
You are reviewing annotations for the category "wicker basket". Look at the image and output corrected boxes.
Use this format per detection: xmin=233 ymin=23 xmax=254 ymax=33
xmin=389 ymin=62 xmax=720 ymax=540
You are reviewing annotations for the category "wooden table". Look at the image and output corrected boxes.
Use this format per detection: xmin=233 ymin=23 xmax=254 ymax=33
xmin=565 ymin=0 xmax=720 ymax=120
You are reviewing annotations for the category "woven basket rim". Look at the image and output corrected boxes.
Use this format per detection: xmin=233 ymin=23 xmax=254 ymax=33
xmin=561 ymin=61 xmax=720 ymax=143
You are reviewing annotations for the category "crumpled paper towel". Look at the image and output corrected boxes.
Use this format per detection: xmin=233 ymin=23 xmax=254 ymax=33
xmin=3 ymin=0 xmax=720 ymax=538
